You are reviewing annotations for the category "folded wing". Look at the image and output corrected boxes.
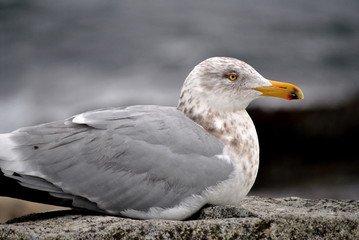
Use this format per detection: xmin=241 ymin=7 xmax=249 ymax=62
xmin=0 ymin=106 xmax=233 ymax=216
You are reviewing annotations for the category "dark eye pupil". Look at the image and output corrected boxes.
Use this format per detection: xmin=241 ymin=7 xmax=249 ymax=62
xmin=226 ymin=73 xmax=238 ymax=81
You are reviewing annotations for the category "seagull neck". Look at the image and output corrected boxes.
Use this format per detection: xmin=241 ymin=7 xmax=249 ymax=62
xmin=179 ymin=105 xmax=259 ymax=162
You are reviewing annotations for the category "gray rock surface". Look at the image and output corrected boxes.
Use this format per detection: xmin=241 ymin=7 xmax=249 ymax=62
xmin=0 ymin=196 xmax=358 ymax=240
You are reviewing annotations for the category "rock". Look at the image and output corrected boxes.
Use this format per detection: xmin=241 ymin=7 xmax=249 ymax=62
xmin=0 ymin=196 xmax=358 ymax=240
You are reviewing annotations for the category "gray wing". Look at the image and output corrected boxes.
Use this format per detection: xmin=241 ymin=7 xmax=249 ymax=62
xmin=0 ymin=105 xmax=233 ymax=215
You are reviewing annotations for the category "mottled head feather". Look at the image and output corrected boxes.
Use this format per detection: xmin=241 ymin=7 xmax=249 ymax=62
xmin=178 ymin=57 xmax=271 ymax=114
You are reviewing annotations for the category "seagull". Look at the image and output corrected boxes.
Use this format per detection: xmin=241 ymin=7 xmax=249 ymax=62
xmin=0 ymin=57 xmax=303 ymax=220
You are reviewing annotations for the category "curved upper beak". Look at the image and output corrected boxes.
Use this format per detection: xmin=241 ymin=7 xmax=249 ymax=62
xmin=254 ymin=80 xmax=304 ymax=100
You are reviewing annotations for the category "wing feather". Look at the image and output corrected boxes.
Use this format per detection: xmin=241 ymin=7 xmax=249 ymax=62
xmin=0 ymin=106 xmax=233 ymax=215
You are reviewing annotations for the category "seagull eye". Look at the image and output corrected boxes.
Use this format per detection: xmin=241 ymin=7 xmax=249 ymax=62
xmin=226 ymin=73 xmax=238 ymax=81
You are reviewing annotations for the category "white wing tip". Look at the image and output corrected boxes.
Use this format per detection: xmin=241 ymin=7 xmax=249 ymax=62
xmin=72 ymin=114 xmax=86 ymax=124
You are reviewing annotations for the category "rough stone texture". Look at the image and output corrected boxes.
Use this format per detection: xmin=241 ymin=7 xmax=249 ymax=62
xmin=0 ymin=196 xmax=358 ymax=240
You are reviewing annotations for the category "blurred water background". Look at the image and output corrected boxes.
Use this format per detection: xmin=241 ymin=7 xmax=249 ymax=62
xmin=0 ymin=0 xmax=358 ymax=222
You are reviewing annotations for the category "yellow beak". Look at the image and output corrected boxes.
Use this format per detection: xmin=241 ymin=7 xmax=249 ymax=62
xmin=254 ymin=80 xmax=304 ymax=100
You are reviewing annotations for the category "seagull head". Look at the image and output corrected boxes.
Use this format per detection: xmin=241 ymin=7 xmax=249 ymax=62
xmin=178 ymin=57 xmax=304 ymax=112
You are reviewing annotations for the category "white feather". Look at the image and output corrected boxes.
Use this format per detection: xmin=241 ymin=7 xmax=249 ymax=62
xmin=120 ymin=194 xmax=207 ymax=220
xmin=0 ymin=133 xmax=19 ymax=161
xmin=0 ymin=133 xmax=43 ymax=177
xmin=72 ymin=114 xmax=86 ymax=124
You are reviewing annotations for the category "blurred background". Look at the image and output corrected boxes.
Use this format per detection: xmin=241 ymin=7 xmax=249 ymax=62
xmin=0 ymin=0 xmax=358 ymax=222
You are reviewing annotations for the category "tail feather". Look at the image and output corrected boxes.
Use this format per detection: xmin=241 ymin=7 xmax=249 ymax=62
xmin=0 ymin=133 xmax=18 ymax=162
xmin=0 ymin=132 xmax=34 ymax=177
xmin=0 ymin=133 xmax=95 ymax=211
xmin=0 ymin=132 xmax=67 ymax=206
